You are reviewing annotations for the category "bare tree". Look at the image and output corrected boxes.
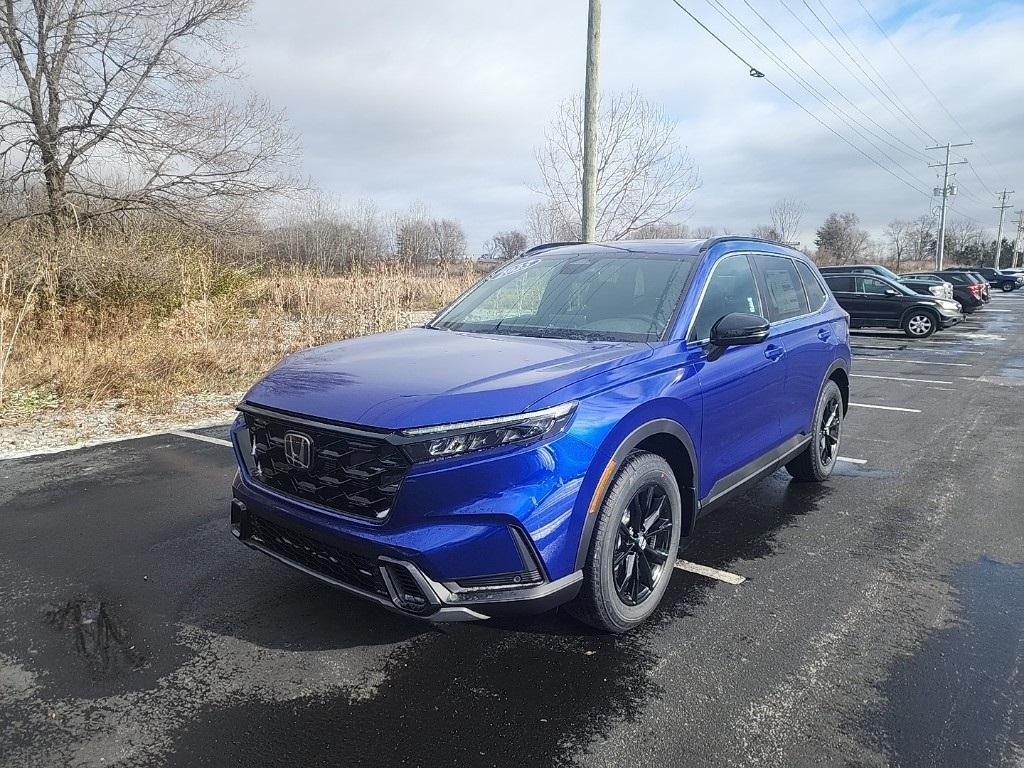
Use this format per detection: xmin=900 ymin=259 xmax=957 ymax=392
xmin=487 ymin=230 xmax=527 ymax=260
xmin=431 ymin=219 xmax=466 ymax=265
xmin=944 ymin=217 xmax=982 ymax=259
xmin=631 ymin=221 xmax=690 ymax=239
xmin=769 ymin=199 xmax=804 ymax=243
xmin=0 ymin=0 xmax=294 ymax=233
xmin=524 ymin=202 xmax=575 ymax=245
xmin=884 ymin=219 xmax=910 ymax=271
xmin=750 ymin=223 xmax=780 ymax=241
xmin=691 ymin=224 xmax=728 ymax=238
xmin=535 ymin=90 xmax=700 ymax=241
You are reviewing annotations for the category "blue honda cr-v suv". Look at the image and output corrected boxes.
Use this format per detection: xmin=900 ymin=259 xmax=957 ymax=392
xmin=230 ymin=237 xmax=851 ymax=632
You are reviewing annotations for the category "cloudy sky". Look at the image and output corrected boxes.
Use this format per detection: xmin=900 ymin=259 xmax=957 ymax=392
xmin=236 ymin=0 xmax=1024 ymax=251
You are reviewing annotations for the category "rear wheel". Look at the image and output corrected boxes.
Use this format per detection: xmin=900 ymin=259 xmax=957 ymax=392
xmin=903 ymin=310 xmax=937 ymax=338
xmin=570 ymin=452 xmax=682 ymax=633
xmin=786 ymin=380 xmax=843 ymax=482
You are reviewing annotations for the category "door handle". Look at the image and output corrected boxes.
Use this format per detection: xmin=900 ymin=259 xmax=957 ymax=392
xmin=817 ymin=327 xmax=831 ymax=341
xmin=764 ymin=344 xmax=784 ymax=361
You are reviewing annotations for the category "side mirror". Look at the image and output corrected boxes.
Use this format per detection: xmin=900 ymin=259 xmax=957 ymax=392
xmin=707 ymin=312 xmax=770 ymax=360
xmin=884 ymin=288 xmax=898 ymax=296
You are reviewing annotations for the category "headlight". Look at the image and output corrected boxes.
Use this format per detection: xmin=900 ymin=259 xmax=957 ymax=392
xmin=400 ymin=402 xmax=577 ymax=461
xmin=936 ymin=299 xmax=960 ymax=312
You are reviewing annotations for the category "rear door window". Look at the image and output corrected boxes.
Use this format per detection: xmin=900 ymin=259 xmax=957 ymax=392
xmin=856 ymin=276 xmax=892 ymax=295
xmin=824 ymin=275 xmax=855 ymax=292
xmin=796 ymin=261 xmax=828 ymax=311
xmin=753 ymin=255 xmax=810 ymax=321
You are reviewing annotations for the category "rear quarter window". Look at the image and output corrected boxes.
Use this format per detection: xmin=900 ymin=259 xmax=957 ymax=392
xmin=796 ymin=261 xmax=828 ymax=311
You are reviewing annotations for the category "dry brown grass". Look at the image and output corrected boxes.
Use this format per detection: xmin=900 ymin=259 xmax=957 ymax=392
xmin=1 ymin=248 xmax=480 ymax=422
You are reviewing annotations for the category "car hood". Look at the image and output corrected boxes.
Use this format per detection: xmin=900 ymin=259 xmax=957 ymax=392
xmin=243 ymin=327 xmax=652 ymax=430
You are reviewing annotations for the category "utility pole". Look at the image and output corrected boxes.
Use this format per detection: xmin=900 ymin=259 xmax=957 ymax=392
xmin=926 ymin=142 xmax=971 ymax=270
xmin=1013 ymin=210 xmax=1024 ymax=269
xmin=993 ymin=189 xmax=1014 ymax=269
xmin=581 ymin=0 xmax=601 ymax=243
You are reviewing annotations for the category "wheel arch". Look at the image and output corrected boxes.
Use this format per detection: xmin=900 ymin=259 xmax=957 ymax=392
xmin=573 ymin=418 xmax=698 ymax=571
xmin=900 ymin=304 xmax=939 ymax=328
xmin=825 ymin=360 xmax=849 ymax=416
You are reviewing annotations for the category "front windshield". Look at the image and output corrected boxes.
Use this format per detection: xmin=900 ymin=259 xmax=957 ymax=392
xmin=429 ymin=253 xmax=694 ymax=342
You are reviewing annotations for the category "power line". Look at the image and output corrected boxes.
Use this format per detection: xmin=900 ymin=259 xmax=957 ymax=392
xmin=736 ymin=0 xmax=931 ymax=165
xmin=666 ymin=0 xmax=764 ymax=77
xmin=852 ymin=0 xmax=969 ymax=139
xmin=665 ymin=0 xmax=932 ymax=199
xmin=797 ymin=0 xmax=938 ymax=145
xmin=852 ymin=0 xmax=1007 ymax=191
xmin=700 ymin=0 xmax=931 ymax=185
xmin=774 ymin=0 xmax=934 ymax=148
xmin=810 ymin=0 xmax=937 ymax=144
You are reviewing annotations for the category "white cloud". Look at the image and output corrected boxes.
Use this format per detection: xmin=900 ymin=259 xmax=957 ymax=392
xmin=236 ymin=0 xmax=1024 ymax=250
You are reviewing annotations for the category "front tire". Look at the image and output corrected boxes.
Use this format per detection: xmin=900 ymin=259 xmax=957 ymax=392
xmin=570 ymin=452 xmax=682 ymax=633
xmin=1002 ymin=282 xmax=1014 ymax=292
xmin=903 ymin=310 xmax=937 ymax=338
xmin=786 ymin=380 xmax=843 ymax=482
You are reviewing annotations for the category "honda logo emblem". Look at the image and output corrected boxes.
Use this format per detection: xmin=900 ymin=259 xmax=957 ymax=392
xmin=283 ymin=431 xmax=313 ymax=469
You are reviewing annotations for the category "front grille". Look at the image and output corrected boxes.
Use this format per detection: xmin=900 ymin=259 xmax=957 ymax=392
xmin=249 ymin=515 xmax=389 ymax=596
xmin=243 ymin=410 xmax=411 ymax=521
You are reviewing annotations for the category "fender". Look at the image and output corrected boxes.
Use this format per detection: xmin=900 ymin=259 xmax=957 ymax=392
xmin=822 ymin=357 xmax=850 ymax=414
xmin=572 ymin=418 xmax=699 ymax=571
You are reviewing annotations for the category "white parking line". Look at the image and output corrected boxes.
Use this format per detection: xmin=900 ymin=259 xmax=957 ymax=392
xmin=675 ymin=560 xmax=746 ymax=585
xmin=836 ymin=456 xmax=867 ymax=465
xmin=851 ymin=344 xmax=985 ymax=354
xmin=850 ymin=402 xmax=922 ymax=413
xmin=169 ymin=430 xmax=232 ymax=447
xmin=852 ymin=357 xmax=971 ymax=367
xmin=851 ymin=373 xmax=952 ymax=385
xmin=0 ymin=418 xmax=235 ymax=461
xmin=983 ymin=309 xmax=1013 ymax=313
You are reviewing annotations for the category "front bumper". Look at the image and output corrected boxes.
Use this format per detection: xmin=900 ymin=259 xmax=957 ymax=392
xmin=938 ymin=310 xmax=964 ymax=328
xmin=231 ymin=491 xmax=584 ymax=623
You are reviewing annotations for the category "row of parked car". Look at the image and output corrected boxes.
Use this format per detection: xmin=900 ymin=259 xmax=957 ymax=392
xmin=819 ymin=264 xmax=1024 ymax=338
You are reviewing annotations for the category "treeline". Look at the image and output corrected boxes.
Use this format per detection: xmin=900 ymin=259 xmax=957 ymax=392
xmin=813 ymin=211 xmax=1019 ymax=269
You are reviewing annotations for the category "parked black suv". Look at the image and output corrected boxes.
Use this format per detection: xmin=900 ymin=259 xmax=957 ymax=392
xmin=943 ymin=266 xmax=1021 ymax=292
xmin=902 ymin=271 xmax=985 ymax=313
xmin=819 ymin=263 xmax=954 ymax=300
xmin=823 ymin=273 xmax=963 ymax=338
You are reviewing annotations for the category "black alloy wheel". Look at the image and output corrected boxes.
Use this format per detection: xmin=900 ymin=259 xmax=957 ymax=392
xmin=612 ymin=483 xmax=674 ymax=606
xmin=818 ymin=396 xmax=841 ymax=467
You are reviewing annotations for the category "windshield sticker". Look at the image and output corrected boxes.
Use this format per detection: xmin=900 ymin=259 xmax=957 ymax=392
xmin=487 ymin=258 xmax=541 ymax=280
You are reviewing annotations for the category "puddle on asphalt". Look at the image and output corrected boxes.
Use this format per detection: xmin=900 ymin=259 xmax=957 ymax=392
xmin=872 ymin=556 xmax=1024 ymax=767
xmin=45 ymin=598 xmax=146 ymax=675
xmin=162 ymin=613 xmax=659 ymax=767
xmin=158 ymin=473 xmax=851 ymax=767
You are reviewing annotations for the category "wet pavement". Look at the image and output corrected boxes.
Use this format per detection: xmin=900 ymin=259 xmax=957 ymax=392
xmin=2 ymin=293 xmax=1023 ymax=767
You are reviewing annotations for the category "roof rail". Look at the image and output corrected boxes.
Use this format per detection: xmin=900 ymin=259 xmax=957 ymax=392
xmin=519 ymin=240 xmax=640 ymax=257
xmin=698 ymin=235 xmax=801 ymax=253
xmin=519 ymin=241 xmax=584 ymax=257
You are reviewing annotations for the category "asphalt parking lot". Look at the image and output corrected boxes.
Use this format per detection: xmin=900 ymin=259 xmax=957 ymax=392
xmin=2 ymin=294 xmax=1023 ymax=768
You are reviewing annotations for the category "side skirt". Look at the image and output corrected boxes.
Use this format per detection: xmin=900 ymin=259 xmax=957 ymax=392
xmin=697 ymin=433 xmax=811 ymax=515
